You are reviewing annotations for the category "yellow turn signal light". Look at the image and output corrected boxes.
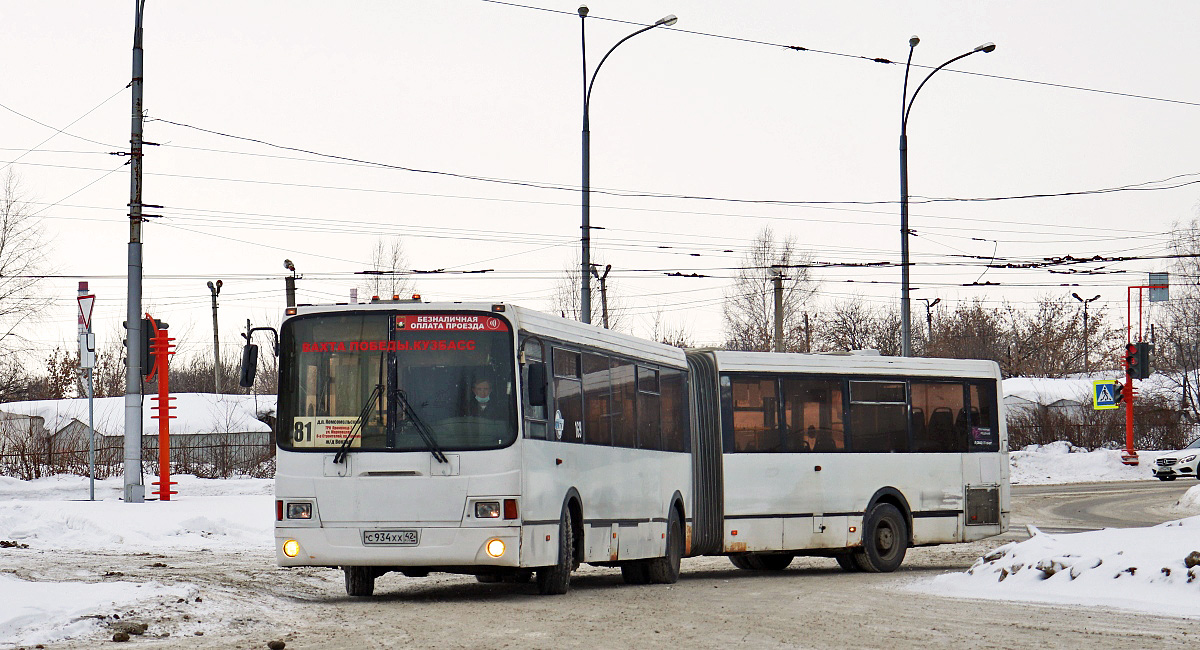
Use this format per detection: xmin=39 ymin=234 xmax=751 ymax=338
xmin=282 ymin=539 xmax=300 ymax=558
xmin=485 ymin=538 xmax=506 ymax=558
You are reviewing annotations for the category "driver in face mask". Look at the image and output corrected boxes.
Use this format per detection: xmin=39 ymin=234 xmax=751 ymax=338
xmin=466 ymin=379 xmax=504 ymax=420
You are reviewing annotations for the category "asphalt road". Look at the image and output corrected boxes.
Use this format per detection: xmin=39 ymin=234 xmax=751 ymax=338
xmin=18 ymin=477 xmax=1198 ymax=650
xmin=1009 ymin=479 xmax=1198 ymax=534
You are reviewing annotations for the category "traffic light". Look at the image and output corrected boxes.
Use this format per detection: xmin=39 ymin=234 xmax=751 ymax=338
xmin=1125 ymin=342 xmax=1152 ymax=380
xmin=1124 ymin=344 xmax=1138 ymax=377
xmin=123 ymin=318 xmax=169 ymax=378
xmin=1134 ymin=342 xmax=1152 ymax=380
xmin=1114 ymin=381 xmax=1126 ymax=404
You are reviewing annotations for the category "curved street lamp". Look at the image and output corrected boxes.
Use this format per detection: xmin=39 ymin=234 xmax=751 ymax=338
xmin=579 ymin=6 xmax=676 ymax=324
xmin=899 ymin=37 xmax=995 ymax=356
xmin=1072 ymin=292 xmax=1102 ymax=374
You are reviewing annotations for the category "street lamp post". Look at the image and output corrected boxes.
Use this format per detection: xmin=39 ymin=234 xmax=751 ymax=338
xmin=900 ymin=37 xmax=995 ymax=356
xmin=1072 ymin=292 xmax=1101 ymax=374
xmin=919 ymin=297 xmax=941 ymax=350
xmin=579 ymin=5 xmax=676 ymax=325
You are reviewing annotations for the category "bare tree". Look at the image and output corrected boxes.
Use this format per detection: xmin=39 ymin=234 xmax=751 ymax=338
xmin=0 ymin=170 xmax=51 ymax=400
xmin=722 ymin=227 xmax=817 ymax=352
xmin=650 ymin=309 xmax=694 ymax=349
xmin=813 ymin=296 xmax=901 ymax=355
xmin=1157 ymin=216 xmax=1200 ymax=418
xmin=550 ymin=253 xmax=627 ymax=330
xmin=360 ymin=237 xmax=415 ymax=300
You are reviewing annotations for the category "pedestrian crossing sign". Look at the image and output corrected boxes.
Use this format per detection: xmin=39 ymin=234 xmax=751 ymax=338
xmin=1093 ymin=380 xmax=1118 ymax=410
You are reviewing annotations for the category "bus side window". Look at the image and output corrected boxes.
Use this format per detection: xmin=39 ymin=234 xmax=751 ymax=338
xmin=521 ymin=338 xmax=547 ymax=439
xmin=610 ymin=357 xmax=636 ymax=448
xmin=968 ymin=383 xmax=1000 ymax=452
xmin=553 ymin=348 xmax=583 ymax=443
xmin=910 ymin=382 xmax=966 ymax=452
xmin=583 ymin=353 xmax=613 ymax=446
xmin=848 ymin=381 xmax=907 ymax=453
xmin=730 ymin=377 xmax=780 ymax=452
xmin=636 ymin=366 xmax=661 ymax=450
xmin=660 ymin=367 xmax=687 ymax=452
xmin=780 ymin=378 xmax=844 ymax=452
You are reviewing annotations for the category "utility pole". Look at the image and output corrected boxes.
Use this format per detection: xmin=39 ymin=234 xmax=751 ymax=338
xmin=207 ymin=280 xmax=223 ymax=392
xmin=123 ymin=0 xmax=148 ymax=504
xmin=772 ymin=267 xmax=784 ymax=353
xmin=284 ymin=259 xmax=297 ymax=307
xmin=591 ymin=264 xmax=611 ymax=329
xmin=803 ymin=312 xmax=811 ymax=353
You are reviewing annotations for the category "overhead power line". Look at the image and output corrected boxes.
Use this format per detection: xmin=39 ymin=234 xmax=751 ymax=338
xmin=480 ymin=0 xmax=1200 ymax=109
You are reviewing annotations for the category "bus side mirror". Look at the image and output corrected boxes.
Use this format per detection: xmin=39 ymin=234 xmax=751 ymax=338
xmin=240 ymin=344 xmax=259 ymax=388
xmin=527 ymin=362 xmax=547 ymax=407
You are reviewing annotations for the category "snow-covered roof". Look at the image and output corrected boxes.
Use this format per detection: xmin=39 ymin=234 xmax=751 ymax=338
xmin=0 ymin=393 xmax=276 ymax=437
xmin=1002 ymin=374 xmax=1180 ymax=409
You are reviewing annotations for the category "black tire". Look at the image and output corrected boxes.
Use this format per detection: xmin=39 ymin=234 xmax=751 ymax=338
xmin=853 ymin=503 xmax=908 ymax=573
xmin=536 ymin=504 xmax=575 ymax=595
xmin=729 ymin=554 xmax=755 ymax=570
xmin=729 ymin=552 xmax=792 ymax=571
xmin=835 ymin=553 xmax=861 ymax=572
xmin=647 ymin=510 xmax=684 ymax=583
xmin=508 ymin=570 xmax=534 ymax=584
xmin=343 ymin=566 xmax=376 ymax=597
xmin=750 ymin=553 xmax=794 ymax=571
xmin=621 ymin=561 xmax=651 ymax=584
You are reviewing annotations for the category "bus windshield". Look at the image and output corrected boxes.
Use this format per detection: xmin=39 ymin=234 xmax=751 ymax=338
xmin=278 ymin=311 xmax=517 ymax=453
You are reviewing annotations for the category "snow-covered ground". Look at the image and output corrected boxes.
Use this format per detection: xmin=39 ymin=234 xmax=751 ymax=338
xmin=0 ymin=475 xmax=273 ymax=648
xmin=1009 ymin=440 xmax=1172 ymax=484
xmin=2 ymin=449 xmax=1200 ymax=647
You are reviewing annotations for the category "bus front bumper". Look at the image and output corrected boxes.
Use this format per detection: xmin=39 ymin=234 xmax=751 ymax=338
xmin=275 ymin=524 xmax=522 ymax=568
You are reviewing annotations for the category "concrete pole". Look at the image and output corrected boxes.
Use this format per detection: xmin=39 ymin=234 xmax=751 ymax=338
xmin=123 ymin=0 xmax=146 ymax=503
xmin=773 ymin=268 xmax=784 ymax=353
xmin=208 ymin=280 xmax=222 ymax=393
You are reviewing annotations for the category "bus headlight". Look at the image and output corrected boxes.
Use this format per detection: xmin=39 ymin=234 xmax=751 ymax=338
xmin=485 ymin=538 xmax=506 ymax=558
xmin=475 ymin=502 xmax=501 ymax=518
xmin=286 ymin=502 xmax=312 ymax=519
xmin=282 ymin=539 xmax=301 ymax=558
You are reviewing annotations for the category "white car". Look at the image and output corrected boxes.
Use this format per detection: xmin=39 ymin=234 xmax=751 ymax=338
xmin=1153 ymin=437 xmax=1200 ymax=481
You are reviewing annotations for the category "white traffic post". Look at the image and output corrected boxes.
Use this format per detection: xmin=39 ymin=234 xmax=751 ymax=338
xmin=77 ymin=284 xmax=96 ymax=501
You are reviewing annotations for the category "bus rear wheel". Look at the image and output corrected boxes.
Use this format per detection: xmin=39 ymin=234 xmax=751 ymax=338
xmin=621 ymin=561 xmax=651 ymax=584
xmin=537 ymin=506 xmax=575 ymax=595
xmin=646 ymin=510 xmax=683 ymax=583
xmin=835 ymin=553 xmax=861 ymax=572
xmin=853 ymin=503 xmax=908 ymax=573
xmin=729 ymin=552 xmax=793 ymax=571
xmin=343 ymin=566 xmax=376 ymax=597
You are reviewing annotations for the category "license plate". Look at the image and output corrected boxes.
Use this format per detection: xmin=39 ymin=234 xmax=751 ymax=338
xmin=362 ymin=529 xmax=420 ymax=546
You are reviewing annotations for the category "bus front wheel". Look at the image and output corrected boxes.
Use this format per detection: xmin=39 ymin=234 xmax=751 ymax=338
xmin=853 ymin=503 xmax=908 ymax=573
xmin=537 ymin=506 xmax=575 ymax=595
xmin=343 ymin=566 xmax=376 ymax=597
xmin=647 ymin=510 xmax=683 ymax=583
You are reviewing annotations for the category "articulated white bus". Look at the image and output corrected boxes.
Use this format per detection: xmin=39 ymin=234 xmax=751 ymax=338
xmin=262 ymin=301 xmax=1006 ymax=596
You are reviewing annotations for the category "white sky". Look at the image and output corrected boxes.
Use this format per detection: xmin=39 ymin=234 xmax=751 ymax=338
xmin=3 ymin=1 xmax=1199 ymax=362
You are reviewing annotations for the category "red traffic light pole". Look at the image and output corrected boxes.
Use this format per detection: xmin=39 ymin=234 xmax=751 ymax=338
xmin=1120 ymin=283 xmax=1166 ymax=465
xmin=146 ymin=316 xmax=178 ymax=500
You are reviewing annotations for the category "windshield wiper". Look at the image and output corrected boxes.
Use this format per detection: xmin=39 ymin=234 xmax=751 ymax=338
xmin=393 ymin=389 xmax=449 ymax=464
xmin=332 ymin=382 xmax=383 ymax=465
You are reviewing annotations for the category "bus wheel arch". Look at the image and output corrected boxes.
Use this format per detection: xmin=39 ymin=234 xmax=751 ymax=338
xmin=864 ymin=487 xmax=913 ymax=546
xmin=537 ymin=491 xmax=582 ymax=595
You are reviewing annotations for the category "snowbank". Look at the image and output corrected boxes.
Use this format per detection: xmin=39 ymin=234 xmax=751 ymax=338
xmin=912 ymin=518 xmax=1200 ymax=619
xmin=0 ymin=393 xmax=276 ymax=437
xmin=1009 ymin=441 xmax=1170 ymax=484
xmin=0 ymin=474 xmax=273 ymax=552
xmin=0 ymin=575 xmax=194 ymax=648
